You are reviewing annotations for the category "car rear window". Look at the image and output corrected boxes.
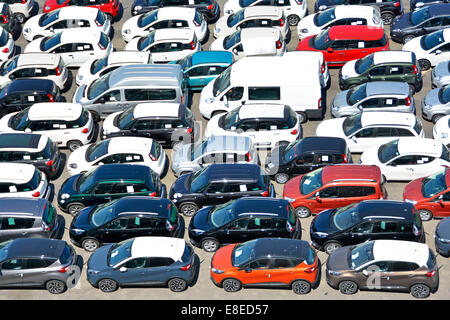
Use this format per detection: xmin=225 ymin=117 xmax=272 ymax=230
xmin=43 ymin=202 xmax=56 ymax=225
xmin=441 ymin=145 xmax=450 ymax=162
xmin=95 ymin=10 xmax=106 ymax=26
xmin=59 ymin=244 xmax=73 ymax=265
xmin=0 ymin=28 xmax=8 ymax=47
xmin=150 ymin=140 xmax=161 ymax=160
xmin=426 ymin=249 xmax=436 ymax=269
xmin=181 ymin=243 xmax=192 ymax=263
xmin=305 ymin=246 xmax=316 ymax=265
xmin=0 ymin=169 xmax=42 ymax=193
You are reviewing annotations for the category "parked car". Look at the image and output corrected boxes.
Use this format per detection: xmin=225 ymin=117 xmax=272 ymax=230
xmin=0 ymin=3 xmax=17 ymax=33
xmin=70 ymin=196 xmax=185 ymax=252
xmin=325 ymin=239 xmax=439 ymax=298
xmin=169 ymin=163 xmax=276 ymax=216
xmin=57 ymin=164 xmax=167 ymax=216
xmin=434 ymin=217 xmax=450 ymax=256
xmin=422 ymin=84 xmax=450 ymax=122
xmin=0 ymin=238 xmax=83 ymax=294
xmin=296 ymin=25 xmax=389 ymax=67
xmin=189 ymin=197 xmax=301 ymax=252
xmin=431 ymin=60 xmax=450 ymax=87
xmin=359 ymin=137 xmax=450 ymax=181
xmin=171 ymin=135 xmax=259 ymax=177
xmin=282 ymin=164 xmax=387 ymax=218
xmin=339 ymin=50 xmax=423 ymax=92
xmin=0 ymin=26 xmax=14 ymax=62
xmin=0 ymin=103 xmax=95 ymax=151
xmin=310 ymin=200 xmax=425 ymax=254
xmin=264 ymin=136 xmax=352 ymax=184
xmin=0 ymin=198 xmax=64 ymax=242
xmin=210 ymin=238 xmax=320 ymax=294
xmin=331 ymin=81 xmax=415 ymax=118
xmin=43 ymin=0 xmax=121 ymax=21
xmin=0 ymin=162 xmax=50 ymax=199
xmin=86 ymin=236 xmax=198 ymax=292
xmin=0 ymin=133 xmax=61 ymax=179
xmin=411 ymin=0 xmax=449 ymax=10
xmin=432 ymin=114 xmax=450 ymax=146
xmin=315 ymin=112 xmax=425 ymax=153
xmin=0 ymin=0 xmax=34 ymax=24
xmin=204 ymin=104 xmax=302 ymax=149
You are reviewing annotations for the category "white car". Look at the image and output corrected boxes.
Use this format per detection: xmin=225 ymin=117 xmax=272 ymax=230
xmin=433 ymin=114 xmax=450 ymax=147
xmin=3 ymin=0 xmax=34 ymax=24
xmin=125 ymin=28 xmax=201 ymax=63
xmin=403 ymin=28 xmax=450 ymax=71
xmin=296 ymin=5 xmax=382 ymax=40
xmin=22 ymin=7 xmax=112 ymax=42
xmin=0 ymin=163 xmax=50 ymax=199
xmin=431 ymin=60 xmax=450 ymax=88
xmin=223 ymin=0 xmax=307 ymax=26
xmin=204 ymin=103 xmax=302 ymax=149
xmin=315 ymin=111 xmax=425 ymax=153
xmin=214 ymin=6 xmax=289 ymax=40
xmin=0 ymin=103 xmax=95 ymax=151
xmin=76 ymin=51 xmax=151 ymax=86
xmin=210 ymin=28 xmax=285 ymax=60
xmin=359 ymin=137 xmax=450 ymax=181
xmin=66 ymin=136 xmax=167 ymax=176
xmin=0 ymin=26 xmax=15 ymax=62
xmin=24 ymin=29 xmax=113 ymax=68
xmin=122 ymin=7 xmax=208 ymax=43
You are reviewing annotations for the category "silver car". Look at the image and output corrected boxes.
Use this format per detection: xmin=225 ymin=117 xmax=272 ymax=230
xmin=422 ymin=85 xmax=450 ymax=123
xmin=331 ymin=81 xmax=415 ymax=118
xmin=432 ymin=61 xmax=450 ymax=88
xmin=171 ymin=135 xmax=259 ymax=177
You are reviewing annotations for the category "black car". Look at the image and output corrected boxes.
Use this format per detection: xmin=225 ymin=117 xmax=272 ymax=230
xmin=314 ymin=0 xmax=403 ymax=24
xmin=0 ymin=79 xmax=62 ymax=118
xmin=410 ymin=0 xmax=449 ymax=11
xmin=169 ymin=163 xmax=276 ymax=217
xmin=435 ymin=217 xmax=450 ymax=257
xmin=57 ymin=164 xmax=167 ymax=216
xmin=0 ymin=133 xmax=62 ymax=179
xmin=390 ymin=4 xmax=450 ymax=43
xmin=69 ymin=196 xmax=185 ymax=252
xmin=131 ymin=0 xmax=220 ymax=22
xmin=310 ymin=200 xmax=425 ymax=254
xmin=188 ymin=197 xmax=301 ymax=252
xmin=265 ymin=136 xmax=352 ymax=184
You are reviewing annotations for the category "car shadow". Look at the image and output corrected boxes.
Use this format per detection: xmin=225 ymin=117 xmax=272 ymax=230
xmin=50 ymin=153 xmax=67 ymax=181
xmin=160 ymin=153 xmax=170 ymax=180
xmin=113 ymin=3 xmax=124 ymax=23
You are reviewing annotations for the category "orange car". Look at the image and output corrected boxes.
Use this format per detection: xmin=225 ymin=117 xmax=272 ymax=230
xmin=210 ymin=238 xmax=320 ymax=294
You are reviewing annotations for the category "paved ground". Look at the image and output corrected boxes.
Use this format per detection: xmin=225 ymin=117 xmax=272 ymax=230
xmin=0 ymin=0 xmax=449 ymax=300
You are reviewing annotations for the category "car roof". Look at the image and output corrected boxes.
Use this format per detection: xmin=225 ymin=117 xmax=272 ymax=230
xmin=107 ymin=136 xmax=154 ymax=153
xmin=58 ymin=6 xmax=100 ymax=19
xmin=157 ymin=6 xmax=196 ymax=19
xmin=109 ymin=64 xmax=183 ymax=88
xmin=356 ymin=200 xmax=414 ymax=221
xmin=238 ymin=104 xmax=287 ymax=120
xmin=334 ymin=5 xmax=378 ymax=17
xmin=59 ymin=29 xmax=103 ymax=43
xmin=365 ymin=81 xmax=410 ymax=96
xmin=397 ymin=138 xmax=443 ymax=156
xmin=112 ymin=196 xmax=172 ymax=218
xmin=133 ymin=102 xmax=182 ymax=118
xmin=153 ymin=28 xmax=195 ymax=42
xmin=89 ymin=164 xmax=152 ymax=182
xmin=360 ymin=112 xmax=417 ymax=127
xmin=372 ymin=240 xmax=430 ymax=266
xmin=191 ymin=51 xmax=233 ymax=65
xmin=372 ymin=50 xmax=414 ymax=65
xmin=233 ymin=197 xmax=289 ymax=217
xmin=251 ymin=238 xmax=311 ymax=260
xmin=106 ymin=51 xmax=150 ymax=65
xmin=322 ymin=164 xmax=381 ymax=184
xmin=203 ymin=135 xmax=253 ymax=153
xmin=4 ymin=79 xmax=54 ymax=94
xmin=27 ymin=103 xmax=83 ymax=121
xmin=243 ymin=6 xmax=283 ymax=18
xmin=423 ymin=3 xmax=450 ymax=15
xmin=0 ymin=133 xmax=48 ymax=152
xmin=327 ymin=25 xmax=384 ymax=40
xmin=0 ymin=198 xmax=47 ymax=216
xmin=241 ymin=27 xmax=280 ymax=40
xmin=205 ymin=163 xmax=262 ymax=182
xmin=4 ymin=238 xmax=66 ymax=260
xmin=17 ymin=53 xmax=59 ymax=67
xmin=296 ymin=136 xmax=348 ymax=154
xmin=130 ymin=236 xmax=185 ymax=261
xmin=0 ymin=163 xmax=36 ymax=184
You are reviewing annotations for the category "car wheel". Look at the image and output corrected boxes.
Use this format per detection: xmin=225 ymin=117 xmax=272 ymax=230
xmin=296 ymin=111 xmax=307 ymax=124
xmin=381 ymin=12 xmax=394 ymax=25
xmin=81 ymin=238 xmax=100 ymax=252
xmin=222 ymin=278 xmax=242 ymax=292
xmin=179 ymin=202 xmax=199 ymax=217
xmin=418 ymin=209 xmax=433 ymax=221
xmin=46 ymin=279 xmax=67 ymax=294
xmin=338 ymin=280 xmax=358 ymax=295
xmin=410 ymin=283 xmax=431 ymax=298
xmin=14 ymin=13 xmax=26 ymax=24
xmin=403 ymin=35 xmax=416 ymax=44
xmin=291 ymin=280 xmax=311 ymax=295
xmin=201 ymin=238 xmax=219 ymax=252
xmin=418 ymin=59 xmax=431 ymax=71
xmin=275 ymin=173 xmax=290 ymax=184
xmin=287 ymin=14 xmax=300 ymax=26
xmin=295 ymin=206 xmax=311 ymax=218
xmin=432 ymin=114 xmax=445 ymax=124
xmin=67 ymin=203 xmax=85 ymax=217
xmin=168 ymin=278 xmax=188 ymax=292
xmin=324 ymin=241 xmax=342 ymax=255
xmin=67 ymin=140 xmax=83 ymax=152
xmin=98 ymin=278 xmax=118 ymax=293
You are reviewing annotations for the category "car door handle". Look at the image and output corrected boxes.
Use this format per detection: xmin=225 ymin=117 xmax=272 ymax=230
xmin=338 ymin=53 xmax=345 ymax=55
xmin=17 ymin=273 xmax=23 ymax=277
xmin=406 ymin=168 xmax=414 ymax=171
xmin=362 ymin=51 xmax=368 ymax=53
xmin=216 ymin=196 xmax=224 ymax=199
xmin=265 ymin=273 xmax=271 ymax=278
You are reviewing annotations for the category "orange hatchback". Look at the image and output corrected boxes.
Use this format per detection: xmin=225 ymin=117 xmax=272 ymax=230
xmin=283 ymin=164 xmax=387 ymax=218
xmin=210 ymin=238 xmax=320 ymax=294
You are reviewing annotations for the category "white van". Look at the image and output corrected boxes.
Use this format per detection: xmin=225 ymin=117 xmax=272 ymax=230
xmin=198 ymin=51 xmax=329 ymax=123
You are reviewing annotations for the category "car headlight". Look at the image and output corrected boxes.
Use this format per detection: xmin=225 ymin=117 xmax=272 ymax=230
xmin=327 ymin=270 xmax=342 ymax=276
xmin=225 ymin=10 xmax=233 ymax=14
xmin=215 ymin=27 xmax=221 ymax=34
xmin=404 ymin=199 xmax=418 ymax=205
xmin=69 ymin=163 xmax=77 ymax=169
xmin=319 ymin=5 xmax=327 ymax=10
xmin=441 ymin=133 xmax=448 ymax=139
xmin=284 ymin=196 xmax=295 ymax=202
xmin=300 ymin=29 xmax=308 ymax=33
xmin=78 ymin=75 xmax=83 ymax=80
xmin=71 ymin=228 xmax=86 ymax=235
xmin=173 ymin=192 xmax=182 ymax=198
xmin=123 ymin=29 xmax=131 ymax=34
xmin=415 ymin=2 xmax=424 ymax=7
xmin=61 ymin=193 xmax=70 ymax=199
xmin=190 ymin=229 xmax=205 ymax=235
xmin=423 ymin=104 xmax=432 ymax=110
xmin=341 ymin=74 xmax=349 ymax=80
xmin=24 ymin=28 xmax=31 ymax=33
xmin=267 ymin=163 xmax=275 ymax=169
xmin=134 ymin=5 xmax=142 ymax=12
xmin=205 ymin=97 xmax=215 ymax=104
xmin=211 ymin=267 xmax=224 ymax=274
xmin=313 ymin=232 xmax=328 ymax=238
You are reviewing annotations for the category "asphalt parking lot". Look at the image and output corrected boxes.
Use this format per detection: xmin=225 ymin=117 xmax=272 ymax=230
xmin=0 ymin=0 xmax=449 ymax=300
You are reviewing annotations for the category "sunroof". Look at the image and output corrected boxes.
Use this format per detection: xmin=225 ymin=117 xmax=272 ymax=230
xmin=0 ymin=134 xmax=41 ymax=149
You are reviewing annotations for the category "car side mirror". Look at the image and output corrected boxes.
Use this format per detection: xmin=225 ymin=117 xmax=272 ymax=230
xmin=220 ymin=95 xmax=228 ymax=103
xmin=436 ymin=50 xmax=442 ymax=55
xmin=389 ymin=162 xmax=397 ymax=167
xmin=351 ymin=136 xmax=357 ymax=143
xmin=130 ymin=127 xmax=138 ymax=133
xmin=24 ymin=128 xmax=32 ymax=133
xmin=362 ymin=269 xmax=369 ymax=277
xmin=119 ymin=266 xmax=127 ymax=273
xmin=232 ymin=48 xmax=238 ymax=54
xmin=367 ymin=74 xmax=373 ymax=80
xmin=326 ymin=48 xmax=333 ymax=53
xmin=244 ymin=268 xmax=252 ymax=273
xmin=9 ymin=74 xmax=15 ymax=80
xmin=98 ymin=97 xmax=106 ymax=104
xmin=97 ymin=162 xmax=104 ymax=166
xmin=357 ymin=105 xmax=363 ymax=110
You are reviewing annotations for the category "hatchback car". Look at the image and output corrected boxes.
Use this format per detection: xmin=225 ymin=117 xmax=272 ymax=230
xmin=0 ymin=238 xmax=83 ymax=294
xmin=422 ymin=84 xmax=450 ymax=122
xmin=310 ymin=200 xmax=424 ymax=254
xmin=434 ymin=217 xmax=450 ymax=256
xmin=326 ymin=240 xmax=439 ymax=298
xmin=0 ymin=26 xmax=14 ymax=62
xmin=0 ymin=162 xmax=50 ymax=199
xmin=265 ymin=136 xmax=352 ymax=184
xmin=283 ymin=164 xmax=387 ymax=218
xmin=431 ymin=60 xmax=450 ymax=87
xmin=87 ymin=236 xmax=198 ymax=292
xmin=43 ymin=0 xmax=121 ymax=21
xmin=0 ymin=198 xmax=64 ymax=242
xmin=210 ymin=238 xmax=319 ymax=294
xmin=296 ymin=25 xmax=389 ymax=67
xmin=0 ymin=3 xmax=17 ymax=33
xmin=432 ymin=114 xmax=450 ymax=146
xmin=1 ymin=0 xmax=34 ymax=24
xmin=169 ymin=163 xmax=276 ymax=216
xmin=331 ymin=81 xmax=415 ymax=118
xmin=70 ymin=196 xmax=185 ymax=252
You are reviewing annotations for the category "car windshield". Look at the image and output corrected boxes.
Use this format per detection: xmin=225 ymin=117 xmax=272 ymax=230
xmin=87 ymin=73 xmax=111 ymax=100
xmin=10 ymin=108 xmax=31 ymax=131
xmin=41 ymin=33 xmax=62 ymax=51
xmin=209 ymin=200 xmax=238 ymax=227
xmin=355 ymin=54 xmax=374 ymax=74
xmin=300 ymin=167 xmax=324 ymax=195
xmin=138 ymin=9 xmax=158 ymax=28
xmin=224 ymin=30 xmax=242 ymax=50
xmin=283 ymin=140 xmax=300 ymax=162
xmin=117 ymin=106 xmax=135 ymax=129
xmin=223 ymin=107 xmax=240 ymax=129
xmin=378 ymin=139 xmax=400 ymax=163
xmin=0 ymin=240 xmax=12 ymax=262
xmin=438 ymin=86 xmax=450 ymax=104
xmin=239 ymin=0 xmax=258 ymax=5
xmin=138 ymin=32 xmax=156 ymax=51
xmin=410 ymin=6 xmax=431 ymax=25
xmin=227 ymin=9 xmax=245 ymax=27
xmin=85 ymin=139 xmax=110 ymax=162
xmin=190 ymin=166 xmax=209 ymax=192
xmin=0 ymin=56 xmax=18 ymax=76
xmin=91 ymin=56 xmax=109 ymax=75
xmin=231 ymin=239 xmax=257 ymax=267
xmin=108 ymin=238 xmax=134 ymax=267
xmin=342 ymin=113 xmax=363 ymax=136
xmin=178 ymin=54 xmax=193 ymax=71
xmin=314 ymin=8 xmax=336 ymax=27
xmin=312 ymin=29 xmax=331 ymax=50
xmin=212 ymin=66 xmax=231 ymax=97
xmin=421 ymin=170 xmax=447 ymax=198
xmin=347 ymin=84 xmax=367 ymax=105
xmin=349 ymin=241 xmax=374 ymax=269
xmin=332 ymin=202 xmax=360 ymax=230
xmin=76 ymin=168 xmax=97 ymax=193
xmin=39 ymin=10 xmax=60 ymax=27
xmin=90 ymin=200 xmax=119 ymax=227
xmin=420 ymin=30 xmax=445 ymax=51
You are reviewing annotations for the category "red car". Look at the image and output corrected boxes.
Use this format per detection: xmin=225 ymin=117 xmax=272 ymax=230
xmin=43 ymin=0 xmax=120 ymax=19
xmin=296 ymin=25 xmax=389 ymax=67
xmin=403 ymin=167 xmax=450 ymax=221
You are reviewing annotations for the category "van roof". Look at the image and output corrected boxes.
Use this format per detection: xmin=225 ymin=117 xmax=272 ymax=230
xmin=108 ymin=64 xmax=183 ymax=88
xmin=322 ymin=164 xmax=381 ymax=184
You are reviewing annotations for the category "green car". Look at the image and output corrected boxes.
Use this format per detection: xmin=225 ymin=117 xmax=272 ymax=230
xmin=0 ymin=4 xmax=16 ymax=34
xmin=57 ymin=164 xmax=167 ymax=216
xmin=339 ymin=51 xmax=423 ymax=93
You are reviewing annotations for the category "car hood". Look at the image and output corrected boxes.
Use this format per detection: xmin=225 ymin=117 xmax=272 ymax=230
xmin=436 ymin=217 xmax=450 ymax=239
xmin=434 ymin=61 xmax=450 ymax=78
xmin=391 ymin=12 xmax=414 ymax=31
xmin=23 ymin=14 xmax=39 ymax=33
xmin=102 ymin=112 xmax=121 ymax=134
xmin=209 ymin=37 xmax=226 ymax=51
xmin=332 ymin=90 xmax=351 ymax=108
xmin=172 ymin=143 xmax=193 ymax=167
xmin=190 ymin=206 xmax=214 ymax=230
xmin=214 ymin=15 xmax=230 ymax=37
xmin=76 ymin=58 xmax=97 ymax=85
xmin=87 ymin=244 xmax=114 ymax=271
xmin=326 ymin=246 xmax=351 ymax=271
xmin=73 ymin=84 xmax=88 ymax=104
xmin=311 ymin=209 xmax=339 ymax=234
xmin=211 ymin=243 xmax=237 ymax=270
xmin=402 ymin=36 xmax=425 ymax=57
xmin=24 ymin=38 xmax=43 ymax=53
xmin=341 ymin=59 xmax=359 ymax=78
xmin=283 ymin=174 xmax=303 ymax=199
xmin=204 ymin=113 xmax=222 ymax=138
xmin=315 ymin=118 xmax=346 ymax=138
xmin=122 ymin=14 xmax=140 ymax=36
xmin=171 ymin=173 xmax=191 ymax=196
xmin=59 ymin=174 xmax=82 ymax=198
xmin=403 ymin=177 xmax=427 ymax=202
xmin=423 ymin=88 xmax=442 ymax=107
xmin=296 ymin=14 xmax=318 ymax=35
xmin=67 ymin=144 xmax=91 ymax=172
xmin=124 ymin=37 xmax=140 ymax=51
xmin=359 ymin=145 xmax=382 ymax=166
xmin=71 ymin=205 xmax=96 ymax=230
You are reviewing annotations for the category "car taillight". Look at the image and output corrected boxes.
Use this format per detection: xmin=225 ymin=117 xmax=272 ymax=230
xmin=394 ymin=1 xmax=400 ymax=7
xmin=318 ymin=97 xmax=322 ymax=109
xmin=294 ymin=0 xmax=303 ymax=4
xmin=261 ymin=190 xmax=269 ymax=197
xmin=276 ymin=40 xmax=282 ymax=49
xmin=1 ymin=15 xmax=7 ymax=24
xmin=278 ymin=18 xmax=284 ymax=27
xmin=341 ymin=153 xmax=347 ymax=163
xmin=95 ymin=19 xmax=103 ymax=27
xmin=406 ymin=97 xmax=411 ymax=106
xmin=207 ymin=4 xmax=213 ymax=10
xmin=42 ymin=222 xmax=52 ymax=231
xmin=46 ymin=160 xmax=54 ymax=167
xmin=291 ymin=129 xmax=298 ymax=135
xmin=180 ymin=264 xmax=191 ymax=271
xmin=190 ymin=41 xmax=196 ymax=50
xmin=55 ymin=67 xmax=61 ymax=76
xmin=149 ymin=153 xmax=157 ymax=161
xmin=245 ymin=152 xmax=251 ymax=162
xmin=305 ymin=266 xmax=316 ymax=273
xmin=59 ymin=266 xmax=70 ymax=273
xmin=426 ymin=270 xmax=437 ymax=277
xmin=21 ymin=0 xmax=27 ymax=3
xmin=193 ymin=19 xmax=200 ymax=27
xmin=32 ymin=192 xmax=41 ymax=197
xmin=2 ymin=48 xmax=8 ymax=53
xmin=82 ymin=128 xmax=89 ymax=134
xmin=47 ymin=94 xmax=54 ymax=102
xmin=186 ymin=127 xmax=193 ymax=134
xmin=413 ymin=65 xmax=418 ymax=74
xmin=149 ymin=192 xmax=157 ymax=197
xmin=98 ymin=42 xmax=106 ymax=50
xmin=321 ymin=61 xmax=326 ymax=73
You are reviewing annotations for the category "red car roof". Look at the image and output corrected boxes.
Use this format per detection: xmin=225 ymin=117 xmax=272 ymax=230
xmin=322 ymin=165 xmax=381 ymax=184
xmin=327 ymin=25 xmax=385 ymax=41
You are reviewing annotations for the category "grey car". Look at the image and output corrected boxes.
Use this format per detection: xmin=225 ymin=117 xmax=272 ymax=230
xmin=422 ymin=84 xmax=450 ymax=123
xmin=0 ymin=198 xmax=65 ymax=242
xmin=431 ymin=60 xmax=450 ymax=88
xmin=171 ymin=135 xmax=259 ymax=177
xmin=0 ymin=238 xmax=84 ymax=294
xmin=435 ymin=217 xmax=450 ymax=257
xmin=331 ymin=81 xmax=415 ymax=118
